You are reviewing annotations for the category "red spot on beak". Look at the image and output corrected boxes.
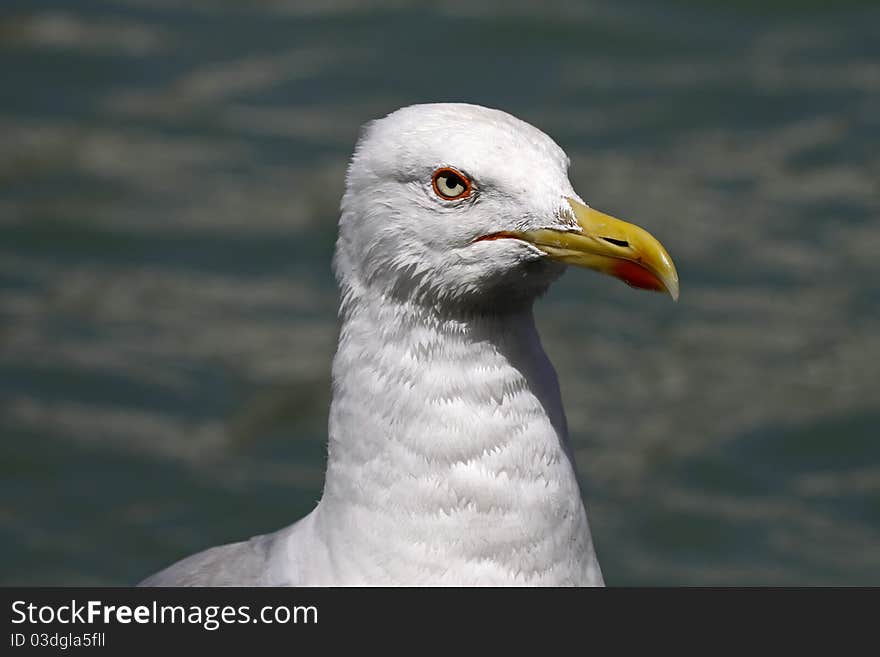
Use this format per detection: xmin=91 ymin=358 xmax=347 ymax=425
xmin=612 ymin=260 xmax=665 ymax=292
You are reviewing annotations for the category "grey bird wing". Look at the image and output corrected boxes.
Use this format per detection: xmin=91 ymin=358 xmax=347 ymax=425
xmin=138 ymin=533 xmax=278 ymax=587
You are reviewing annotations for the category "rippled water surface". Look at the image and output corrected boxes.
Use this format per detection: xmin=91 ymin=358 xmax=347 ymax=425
xmin=1 ymin=0 xmax=879 ymax=585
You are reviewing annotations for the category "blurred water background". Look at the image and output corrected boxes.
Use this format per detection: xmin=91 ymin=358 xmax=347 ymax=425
xmin=1 ymin=0 xmax=878 ymax=585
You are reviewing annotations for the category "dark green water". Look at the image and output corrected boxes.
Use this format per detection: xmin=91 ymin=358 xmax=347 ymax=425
xmin=1 ymin=0 xmax=878 ymax=585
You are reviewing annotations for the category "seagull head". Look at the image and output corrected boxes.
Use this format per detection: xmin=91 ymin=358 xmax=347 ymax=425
xmin=335 ymin=103 xmax=678 ymax=313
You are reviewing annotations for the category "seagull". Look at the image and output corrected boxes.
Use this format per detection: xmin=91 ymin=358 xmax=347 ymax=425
xmin=139 ymin=103 xmax=678 ymax=586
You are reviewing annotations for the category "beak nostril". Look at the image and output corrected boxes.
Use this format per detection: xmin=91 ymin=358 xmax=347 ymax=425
xmin=601 ymin=237 xmax=630 ymax=248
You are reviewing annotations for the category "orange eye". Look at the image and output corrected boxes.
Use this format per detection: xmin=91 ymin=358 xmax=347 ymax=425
xmin=431 ymin=167 xmax=472 ymax=200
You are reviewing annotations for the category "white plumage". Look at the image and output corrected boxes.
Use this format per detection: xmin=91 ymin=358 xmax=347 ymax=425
xmin=140 ymin=103 xmax=678 ymax=587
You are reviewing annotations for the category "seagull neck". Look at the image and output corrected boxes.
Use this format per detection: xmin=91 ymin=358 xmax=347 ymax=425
xmin=326 ymin=291 xmax=569 ymax=471
xmin=311 ymin=290 xmax=599 ymax=584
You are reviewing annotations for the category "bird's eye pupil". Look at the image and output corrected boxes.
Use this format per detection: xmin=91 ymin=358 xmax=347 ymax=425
xmin=446 ymin=174 xmax=461 ymax=189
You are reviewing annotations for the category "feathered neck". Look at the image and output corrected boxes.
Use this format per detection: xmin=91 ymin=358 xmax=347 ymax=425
xmin=310 ymin=288 xmax=603 ymax=585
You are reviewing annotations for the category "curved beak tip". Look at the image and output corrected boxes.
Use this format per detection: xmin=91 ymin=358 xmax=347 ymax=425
xmin=667 ymin=277 xmax=681 ymax=302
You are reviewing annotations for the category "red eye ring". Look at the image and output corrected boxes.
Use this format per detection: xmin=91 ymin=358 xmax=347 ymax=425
xmin=431 ymin=167 xmax=473 ymax=200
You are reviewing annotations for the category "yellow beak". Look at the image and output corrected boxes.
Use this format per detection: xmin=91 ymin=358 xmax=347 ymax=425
xmin=516 ymin=198 xmax=680 ymax=301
